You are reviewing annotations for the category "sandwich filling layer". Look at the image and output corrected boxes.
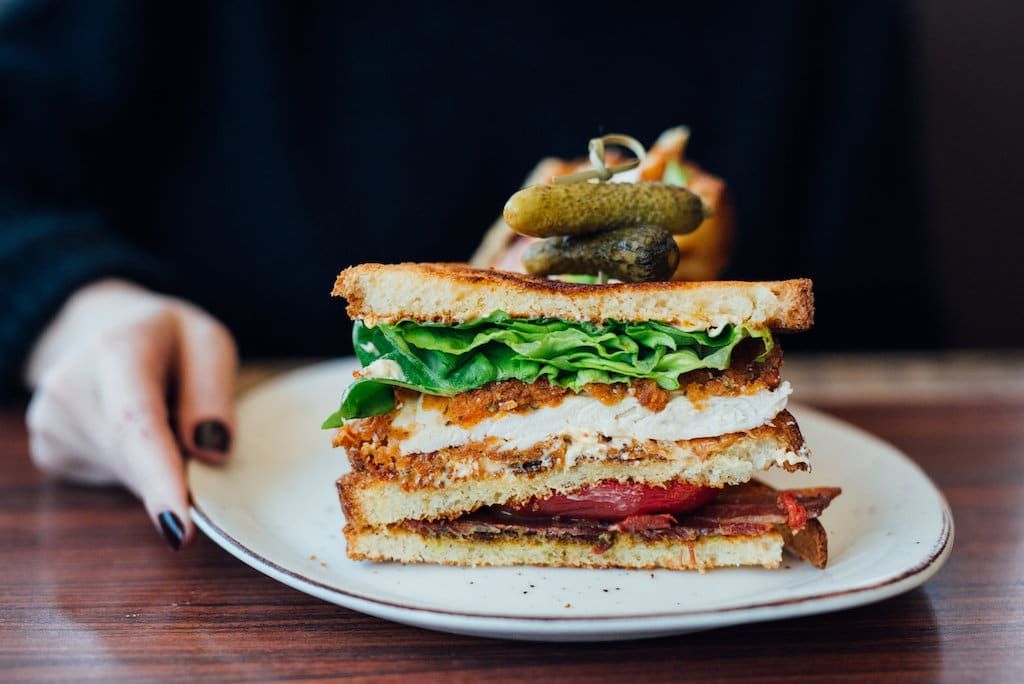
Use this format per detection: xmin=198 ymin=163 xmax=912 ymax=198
xmin=324 ymin=312 xmax=776 ymax=426
xmin=343 ymin=483 xmax=840 ymax=570
xmin=389 ymin=381 xmax=791 ymax=455
xmin=337 ymin=342 xmax=787 ymax=456
xmin=343 ymin=412 xmax=807 ymax=486
xmin=339 ymin=416 xmax=811 ymax=527
xmin=402 ymin=484 xmax=838 ymax=544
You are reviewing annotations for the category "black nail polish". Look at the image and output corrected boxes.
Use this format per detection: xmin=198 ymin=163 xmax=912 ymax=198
xmin=194 ymin=420 xmax=230 ymax=453
xmin=158 ymin=511 xmax=184 ymax=551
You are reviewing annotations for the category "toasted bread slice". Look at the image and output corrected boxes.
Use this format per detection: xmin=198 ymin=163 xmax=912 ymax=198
xmin=334 ymin=263 xmax=813 ymax=331
xmin=345 ymin=525 xmax=784 ymax=571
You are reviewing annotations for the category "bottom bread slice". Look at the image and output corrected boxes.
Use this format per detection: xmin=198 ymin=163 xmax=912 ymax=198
xmin=344 ymin=525 xmax=784 ymax=571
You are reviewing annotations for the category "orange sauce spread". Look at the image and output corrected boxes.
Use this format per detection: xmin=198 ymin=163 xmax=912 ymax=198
xmin=421 ymin=380 xmax=570 ymax=428
xmin=334 ymin=413 xmax=392 ymax=452
xmin=631 ymin=379 xmax=671 ymax=412
xmin=346 ymin=435 xmax=668 ymax=489
xmin=678 ymin=343 xmax=782 ymax=407
xmin=583 ymin=382 xmax=628 ymax=405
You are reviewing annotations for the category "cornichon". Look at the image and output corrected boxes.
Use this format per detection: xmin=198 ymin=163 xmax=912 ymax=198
xmin=503 ymin=181 xmax=709 ymax=238
xmin=522 ymin=225 xmax=680 ymax=282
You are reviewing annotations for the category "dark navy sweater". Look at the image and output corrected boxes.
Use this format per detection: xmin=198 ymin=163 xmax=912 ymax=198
xmin=0 ymin=1 xmax=933 ymax=397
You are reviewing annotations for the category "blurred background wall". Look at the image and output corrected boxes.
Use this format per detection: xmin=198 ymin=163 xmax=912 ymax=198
xmin=1 ymin=1 xmax=1020 ymax=362
xmin=914 ymin=0 xmax=1023 ymax=347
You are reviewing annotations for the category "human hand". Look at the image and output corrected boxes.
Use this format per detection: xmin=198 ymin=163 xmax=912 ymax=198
xmin=24 ymin=279 xmax=238 ymax=550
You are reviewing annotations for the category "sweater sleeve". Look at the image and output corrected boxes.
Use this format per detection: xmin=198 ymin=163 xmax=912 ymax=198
xmin=0 ymin=210 xmax=172 ymax=397
xmin=0 ymin=1 xmax=171 ymax=397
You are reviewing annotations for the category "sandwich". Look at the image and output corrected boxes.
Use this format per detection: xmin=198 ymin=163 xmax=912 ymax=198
xmin=325 ymin=263 xmax=841 ymax=570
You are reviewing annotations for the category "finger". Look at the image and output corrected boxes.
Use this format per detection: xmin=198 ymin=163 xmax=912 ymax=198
xmin=173 ymin=305 xmax=238 ymax=464
xmin=96 ymin=314 xmax=192 ymax=550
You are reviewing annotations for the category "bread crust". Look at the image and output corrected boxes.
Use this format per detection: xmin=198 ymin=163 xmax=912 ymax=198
xmin=334 ymin=263 xmax=814 ymax=331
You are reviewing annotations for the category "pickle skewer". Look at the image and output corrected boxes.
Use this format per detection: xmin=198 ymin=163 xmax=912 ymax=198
xmin=504 ymin=181 xmax=710 ymax=239
xmin=522 ymin=225 xmax=680 ymax=283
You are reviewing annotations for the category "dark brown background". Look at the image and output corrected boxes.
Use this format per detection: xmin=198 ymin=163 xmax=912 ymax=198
xmin=914 ymin=0 xmax=1023 ymax=347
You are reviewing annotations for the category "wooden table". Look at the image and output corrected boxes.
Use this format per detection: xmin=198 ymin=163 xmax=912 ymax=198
xmin=3 ymin=357 xmax=1023 ymax=682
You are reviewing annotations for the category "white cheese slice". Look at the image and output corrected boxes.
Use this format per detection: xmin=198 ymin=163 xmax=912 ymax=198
xmin=391 ymin=381 xmax=793 ymax=455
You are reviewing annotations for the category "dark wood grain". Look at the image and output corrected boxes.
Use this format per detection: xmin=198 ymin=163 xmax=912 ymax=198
xmin=2 ymin=381 xmax=1023 ymax=682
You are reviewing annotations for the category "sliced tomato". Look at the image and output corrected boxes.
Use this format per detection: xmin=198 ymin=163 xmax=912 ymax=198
xmin=494 ymin=480 xmax=717 ymax=521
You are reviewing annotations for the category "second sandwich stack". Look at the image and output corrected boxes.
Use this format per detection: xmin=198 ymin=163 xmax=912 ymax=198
xmin=326 ymin=263 xmax=840 ymax=571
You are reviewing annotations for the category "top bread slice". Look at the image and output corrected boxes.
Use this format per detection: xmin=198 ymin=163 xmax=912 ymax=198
xmin=334 ymin=263 xmax=814 ymax=331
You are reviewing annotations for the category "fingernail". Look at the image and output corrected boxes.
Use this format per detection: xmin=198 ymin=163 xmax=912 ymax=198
xmin=158 ymin=511 xmax=184 ymax=551
xmin=194 ymin=420 xmax=231 ymax=453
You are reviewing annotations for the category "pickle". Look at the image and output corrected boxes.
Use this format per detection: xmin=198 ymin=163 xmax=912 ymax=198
xmin=522 ymin=225 xmax=680 ymax=283
xmin=504 ymin=182 xmax=709 ymax=238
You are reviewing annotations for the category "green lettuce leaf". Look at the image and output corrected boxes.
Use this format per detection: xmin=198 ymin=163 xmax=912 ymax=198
xmin=322 ymin=312 xmax=772 ymax=427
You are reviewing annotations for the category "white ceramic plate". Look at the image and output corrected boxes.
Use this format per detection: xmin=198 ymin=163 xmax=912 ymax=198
xmin=189 ymin=359 xmax=953 ymax=642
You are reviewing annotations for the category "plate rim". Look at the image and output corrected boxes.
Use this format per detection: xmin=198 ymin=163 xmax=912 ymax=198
xmin=189 ymin=383 xmax=955 ymax=623
xmin=191 ymin=502 xmax=952 ymax=623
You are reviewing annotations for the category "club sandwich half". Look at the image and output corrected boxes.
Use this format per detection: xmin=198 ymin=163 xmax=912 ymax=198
xmin=325 ymin=263 xmax=840 ymax=570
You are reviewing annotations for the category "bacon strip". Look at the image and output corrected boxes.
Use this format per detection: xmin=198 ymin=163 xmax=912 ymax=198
xmin=401 ymin=483 xmax=841 ymax=542
xmin=709 ymin=485 xmax=839 ymax=528
xmin=615 ymin=514 xmax=676 ymax=533
xmin=682 ymin=487 xmax=838 ymax=531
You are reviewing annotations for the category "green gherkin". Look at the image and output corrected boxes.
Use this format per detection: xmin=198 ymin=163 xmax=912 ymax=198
xmin=504 ymin=181 xmax=709 ymax=238
xmin=522 ymin=225 xmax=680 ymax=283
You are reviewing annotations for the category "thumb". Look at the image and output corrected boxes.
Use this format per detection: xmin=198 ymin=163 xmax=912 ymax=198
xmin=173 ymin=304 xmax=238 ymax=464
